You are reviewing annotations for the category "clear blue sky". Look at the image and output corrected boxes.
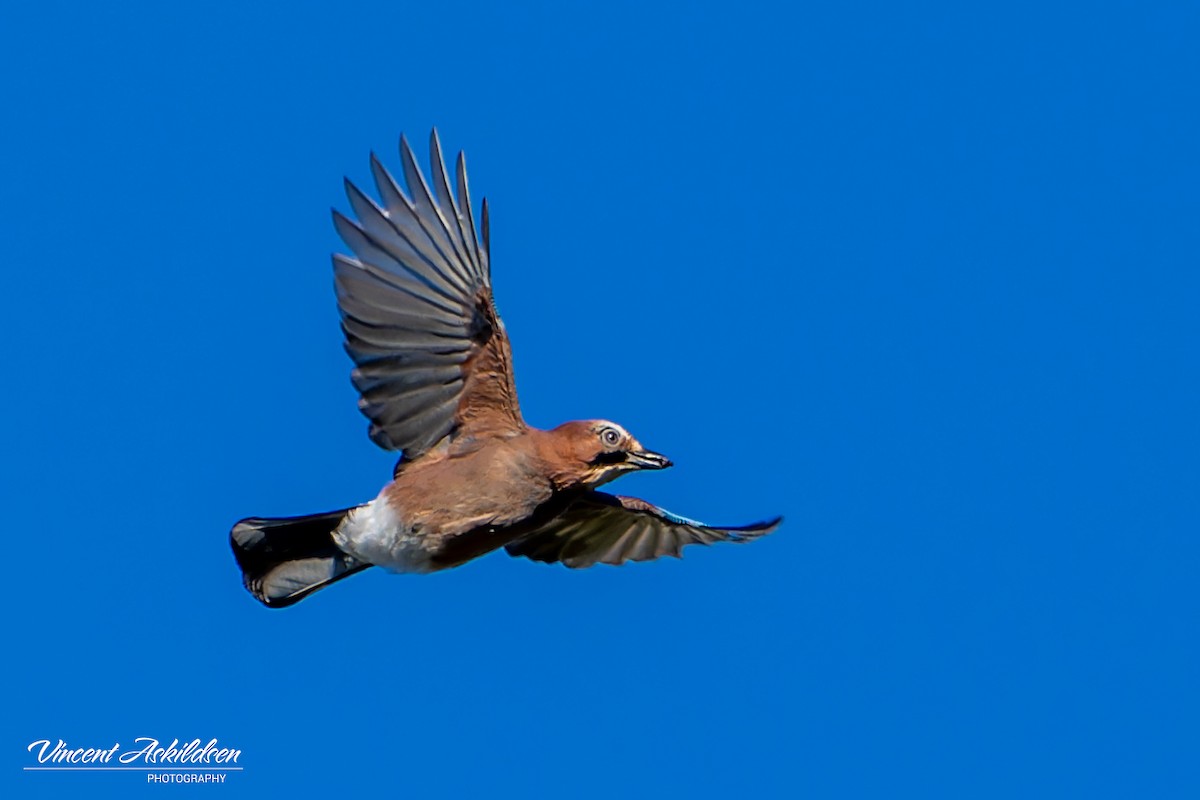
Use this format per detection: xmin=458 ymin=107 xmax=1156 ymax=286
xmin=4 ymin=1 xmax=1197 ymax=797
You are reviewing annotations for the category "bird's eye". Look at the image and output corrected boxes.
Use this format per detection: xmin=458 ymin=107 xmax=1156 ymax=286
xmin=601 ymin=428 xmax=621 ymax=447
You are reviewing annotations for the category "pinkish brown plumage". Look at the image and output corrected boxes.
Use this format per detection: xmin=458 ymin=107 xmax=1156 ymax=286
xmin=230 ymin=131 xmax=780 ymax=607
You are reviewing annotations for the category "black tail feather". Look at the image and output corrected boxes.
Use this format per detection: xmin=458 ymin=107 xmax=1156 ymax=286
xmin=230 ymin=508 xmax=370 ymax=608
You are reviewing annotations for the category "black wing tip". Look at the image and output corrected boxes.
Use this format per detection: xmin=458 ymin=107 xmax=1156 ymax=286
xmin=736 ymin=515 xmax=783 ymax=536
xmin=714 ymin=515 xmax=783 ymax=544
xmin=399 ymin=133 xmax=421 ymax=169
xmin=481 ymin=197 xmax=490 ymax=254
xmin=342 ymin=174 xmax=368 ymax=201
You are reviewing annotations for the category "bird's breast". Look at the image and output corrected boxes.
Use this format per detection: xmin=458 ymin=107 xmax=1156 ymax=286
xmin=333 ymin=442 xmax=557 ymax=573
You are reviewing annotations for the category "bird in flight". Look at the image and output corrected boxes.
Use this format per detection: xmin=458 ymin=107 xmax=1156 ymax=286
xmin=231 ymin=130 xmax=781 ymax=607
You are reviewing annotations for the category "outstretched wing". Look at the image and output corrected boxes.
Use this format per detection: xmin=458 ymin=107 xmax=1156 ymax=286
xmin=334 ymin=129 xmax=524 ymax=457
xmin=505 ymin=492 xmax=781 ymax=568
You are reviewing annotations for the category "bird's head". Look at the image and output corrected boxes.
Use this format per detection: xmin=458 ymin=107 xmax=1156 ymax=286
xmin=547 ymin=420 xmax=673 ymax=488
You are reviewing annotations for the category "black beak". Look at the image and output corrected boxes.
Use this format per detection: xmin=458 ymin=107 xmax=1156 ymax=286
xmin=626 ymin=450 xmax=673 ymax=470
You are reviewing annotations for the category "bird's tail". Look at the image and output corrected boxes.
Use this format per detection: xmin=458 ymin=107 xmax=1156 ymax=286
xmin=230 ymin=508 xmax=371 ymax=608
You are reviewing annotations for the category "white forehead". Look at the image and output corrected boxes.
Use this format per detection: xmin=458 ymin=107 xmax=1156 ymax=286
xmin=593 ymin=420 xmax=631 ymax=438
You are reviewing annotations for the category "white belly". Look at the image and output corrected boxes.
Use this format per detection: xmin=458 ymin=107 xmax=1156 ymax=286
xmin=332 ymin=492 xmax=437 ymax=574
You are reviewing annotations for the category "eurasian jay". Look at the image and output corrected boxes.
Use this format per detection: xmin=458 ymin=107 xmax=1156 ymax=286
xmin=231 ymin=131 xmax=780 ymax=607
